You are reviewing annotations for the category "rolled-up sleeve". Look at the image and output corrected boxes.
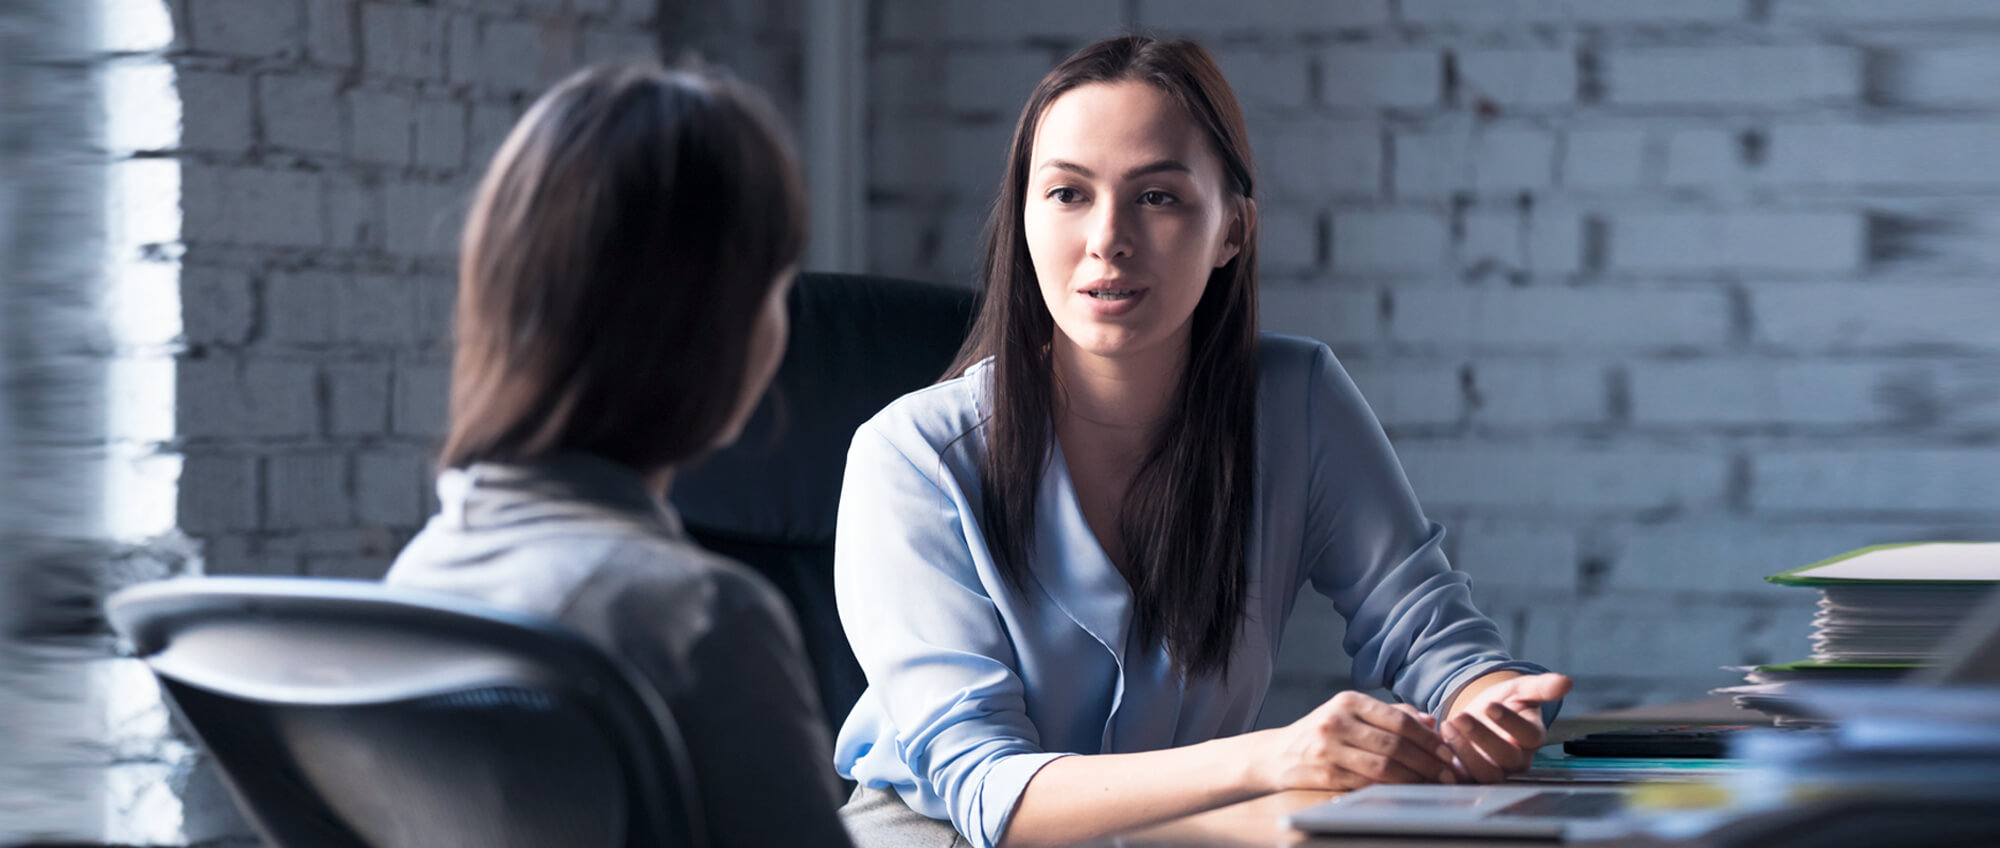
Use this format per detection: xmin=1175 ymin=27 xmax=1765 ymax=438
xmin=1296 ymin=344 xmax=1557 ymax=719
xmin=834 ymin=422 xmax=1067 ymax=848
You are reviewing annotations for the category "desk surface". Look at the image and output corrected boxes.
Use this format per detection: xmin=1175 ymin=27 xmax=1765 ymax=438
xmin=1098 ymin=697 xmax=1763 ymax=848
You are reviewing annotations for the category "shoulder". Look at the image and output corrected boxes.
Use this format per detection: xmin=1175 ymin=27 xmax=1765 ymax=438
xmin=1254 ymin=331 xmax=1378 ymax=445
xmin=849 ymin=358 xmax=990 ymax=469
xmin=1257 ymin=331 xmax=1345 ymax=392
xmin=581 ymin=535 xmax=792 ymax=626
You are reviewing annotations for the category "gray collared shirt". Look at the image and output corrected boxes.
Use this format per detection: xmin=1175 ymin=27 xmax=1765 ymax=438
xmin=386 ymin=452 xmax=852 ymax=847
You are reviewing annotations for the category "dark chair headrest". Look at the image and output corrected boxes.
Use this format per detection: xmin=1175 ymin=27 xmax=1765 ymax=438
xmin=671 ymin=272 xmax=980 ymax=547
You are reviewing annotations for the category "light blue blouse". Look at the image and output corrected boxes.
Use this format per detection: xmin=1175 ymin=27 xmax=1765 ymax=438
xmin=832 ymin=333 xmax=1552 ymax=848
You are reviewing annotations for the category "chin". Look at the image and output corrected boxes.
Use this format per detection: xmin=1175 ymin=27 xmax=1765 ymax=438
xmin=1064 ymin=325 xmax=1154 ymax=359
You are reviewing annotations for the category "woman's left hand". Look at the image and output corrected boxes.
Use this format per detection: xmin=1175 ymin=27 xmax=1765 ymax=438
xmin=1440 ymin=672 xmax=1572 ymax=783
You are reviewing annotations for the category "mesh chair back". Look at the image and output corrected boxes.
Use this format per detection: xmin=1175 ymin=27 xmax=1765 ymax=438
xmin=105 ymin=577 xmax=707 ymax=848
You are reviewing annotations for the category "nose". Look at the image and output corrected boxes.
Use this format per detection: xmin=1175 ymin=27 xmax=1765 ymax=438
xmin=1085 ymin=200 xmax=1132 ymax=262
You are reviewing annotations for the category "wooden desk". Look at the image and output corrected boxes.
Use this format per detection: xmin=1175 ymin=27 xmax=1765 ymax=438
xmin=1098 ymin=698 xmax=1764 ymax=847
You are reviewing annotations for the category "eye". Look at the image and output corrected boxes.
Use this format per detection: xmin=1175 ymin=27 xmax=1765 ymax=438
xmin=1046 ymin=186 xmax=1083 ymax=204
xmin=1138 ymin=190 xmax=1178 ymax=207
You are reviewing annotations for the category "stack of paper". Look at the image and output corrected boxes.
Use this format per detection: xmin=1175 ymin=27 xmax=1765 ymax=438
xmin=1712 ymin=543 xmax=1999 ymax=721
xmin=1637 ymin=685 xmax=2000 ymax=843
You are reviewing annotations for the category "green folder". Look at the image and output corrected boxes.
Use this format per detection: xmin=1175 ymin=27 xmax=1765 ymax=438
xmin=1766 ymin=542 xmax=1999 ymax=587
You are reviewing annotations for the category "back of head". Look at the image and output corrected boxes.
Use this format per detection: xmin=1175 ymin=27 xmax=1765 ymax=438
xmin=443 ymin=61 xmax=807 ymax=473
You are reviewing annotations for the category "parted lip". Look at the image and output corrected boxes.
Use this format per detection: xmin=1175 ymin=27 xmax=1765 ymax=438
xmin=1079 ymin=279 xmax=1143 ymax=293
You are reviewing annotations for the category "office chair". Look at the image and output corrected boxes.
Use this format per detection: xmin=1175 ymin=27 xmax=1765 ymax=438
xmin=671 ymin=271 xmax=979 ymax=743
xmin=104 ymin=577 xmax=708 ymax=848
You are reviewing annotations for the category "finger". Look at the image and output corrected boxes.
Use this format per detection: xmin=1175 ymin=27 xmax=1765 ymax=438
xmin=1454 ymin=711 xmax=1530 ymax=772
xmin=1350 ymin=696 xmax=1446 ymax=749
xmin=1338 ymin=719 xmax=1458 ymax=784
xmin=1350 ymin=701 xmax=1456 ymax=782
xmin=1331 ymin=746 xmax=1432 ymax=786
xmin=1443 ymin=719 xmax=1505 ymax=783
xmin=1392 ymin=703 xmax=1439 ymax=729
xmin=1484 ymin=702 xmax=1547 ymax=752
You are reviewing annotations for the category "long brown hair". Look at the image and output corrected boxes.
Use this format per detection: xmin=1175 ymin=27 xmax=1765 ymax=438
xmin=946 ymin=36 xmax=1260 ymax=678
xmin=442 ymin=61 xmax=806 ymax=472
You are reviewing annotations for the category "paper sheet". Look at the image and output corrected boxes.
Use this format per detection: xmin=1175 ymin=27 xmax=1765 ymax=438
xmin=1803 ymin=542 xmax=2000 ymax=582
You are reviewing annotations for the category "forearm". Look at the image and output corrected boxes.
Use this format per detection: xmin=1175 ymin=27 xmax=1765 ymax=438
xmin=998 ymin=731 xmax=1271 ymax=848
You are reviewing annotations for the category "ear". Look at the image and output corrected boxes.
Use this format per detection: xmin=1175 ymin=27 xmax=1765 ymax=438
xmin=1213 ymin=197 xmax=1256 ymax=269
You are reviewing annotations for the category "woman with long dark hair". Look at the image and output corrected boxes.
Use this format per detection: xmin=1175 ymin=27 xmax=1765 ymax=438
xmin=832 ymin=36 xmax=1569 ymax=847
xmin=385 ymin=62 xmax=851 ymax=847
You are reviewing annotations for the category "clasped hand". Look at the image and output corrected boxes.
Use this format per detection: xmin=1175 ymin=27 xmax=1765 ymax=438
xmin=1255 ymin=673 xmax=1572 ymax=791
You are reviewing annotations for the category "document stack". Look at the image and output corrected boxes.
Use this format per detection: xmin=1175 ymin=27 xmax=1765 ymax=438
xmin=1714 ymin=542 xmax=2000 ymax=722
xmin=1639 ymin=685 xmax=2000 ymax=846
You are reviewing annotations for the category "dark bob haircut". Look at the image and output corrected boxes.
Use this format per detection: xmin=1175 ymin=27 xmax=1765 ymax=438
xmin=441 ymin=61 xmax=806 ymax=472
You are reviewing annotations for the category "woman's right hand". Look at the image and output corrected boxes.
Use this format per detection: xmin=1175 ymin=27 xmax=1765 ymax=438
xmin=1251 ymin=691 xmax=1463 ymax=792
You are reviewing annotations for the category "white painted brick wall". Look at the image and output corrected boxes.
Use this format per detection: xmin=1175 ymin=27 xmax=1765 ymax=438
xmin=359 ymin=3 xmax=447 ymax=81
xmin=1628 ymin=361 xmax=1908 ymax=427
xmin=1605 ymin=47 xmax=1862 ymax=107
xmin=1396 ymin=127 xmax=1557 ymax=196
xmin=1333 ymin=211 xmax=1449 ymax=273
xmin=1765 ymin=123 xmax=2000 ymax=188
xmin=1388 ymin=289 xmax=1734 ymax=349
xmin=1753 ymin=283 xmax=2000 ymax=351
xmin=1400 ymin=449 xmax=1732 ymax=511
xmin=1456 ymin=50 xmax=1574 ymax=107
xmin=265 ymin=452 xmax=352 ymax=529
xmin=1454 ymin=521 xmax=1579 ymax=593
xmin=188 ymin=0 xmax=302 ymax=59
xmin=1259 ymin=288 xmax=1380 ymax=345
xmin=1217 ymin=50 xmax=1314 ymax=110
xmin=1611 ymin=212 xmax=1865 ymax=273
xmin=881 ymin=0 xmax=1123 ymax=42
xmin=1608 ymin=522 xmax=1936 ymax=593
xmin=1401 ymin=0 xmax=1746 ymax=26
xmin=943 ymin=50 xmax=1056 ymax=116
xmin=177 ymin=359 xmax=320 ymax=438
xmin=1753 ymin=451 xmax=2000 ymax=513
xmin=1343 ymin=361 xmax=1464 ymax=426
xmin=1562 ymin=127 xmax=1647 ymax=189
xmin=1259 ymin=119 xmax=1381 ymax=200
xmin=181 ymin=165 xmax=326 ymax=248
xmin=1775 ymin=0 xmax=2000 ymax=23
xmin=1139 ymin=0 xmax=1391 ymax=33
xmin=1458 ymin=207 xmax=1582 ymax=275
xmin=1319 ymin=49 xmax=1440 ymax=109
xmin=1469 ymin=362 xmax=1606 ymax=426
xmin=259 ymin=73 xmax=343 ymax=156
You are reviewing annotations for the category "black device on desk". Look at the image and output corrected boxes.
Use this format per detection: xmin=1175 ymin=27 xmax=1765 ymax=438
xmin=1562 ymin=725 xmax=1750 ymax=759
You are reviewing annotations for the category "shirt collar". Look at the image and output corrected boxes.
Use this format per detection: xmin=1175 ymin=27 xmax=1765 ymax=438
xmin=437 ymin=451 xmax=686 ymax=538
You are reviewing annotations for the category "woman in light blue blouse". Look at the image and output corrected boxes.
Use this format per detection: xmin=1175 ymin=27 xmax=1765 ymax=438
xmin=833 ymin=36 xmax=1571 ymax=848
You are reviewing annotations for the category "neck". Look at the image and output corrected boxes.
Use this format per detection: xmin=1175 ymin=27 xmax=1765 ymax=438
xmin=646 ymin=466 xmax=675 ymax=499
xmin=1050 ymin=330 xmax=1187 ymax=436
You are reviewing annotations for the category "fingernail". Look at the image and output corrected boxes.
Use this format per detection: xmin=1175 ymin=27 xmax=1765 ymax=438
xmin=1435 ymin=745 xmax=1453 ymax=761
xmin=1440 ymin=769 xmax=1456 ymax=785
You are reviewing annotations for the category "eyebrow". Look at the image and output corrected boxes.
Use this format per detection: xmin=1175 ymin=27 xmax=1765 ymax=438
xmin=1038 ymin=158 xmax=1193 ymax=180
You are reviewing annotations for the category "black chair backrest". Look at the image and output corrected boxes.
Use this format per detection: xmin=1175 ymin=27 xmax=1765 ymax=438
xmin=105 ymin=577 xmax=707 ymax=848
xmin=672 ymin=272 xmax=979 ymax=737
